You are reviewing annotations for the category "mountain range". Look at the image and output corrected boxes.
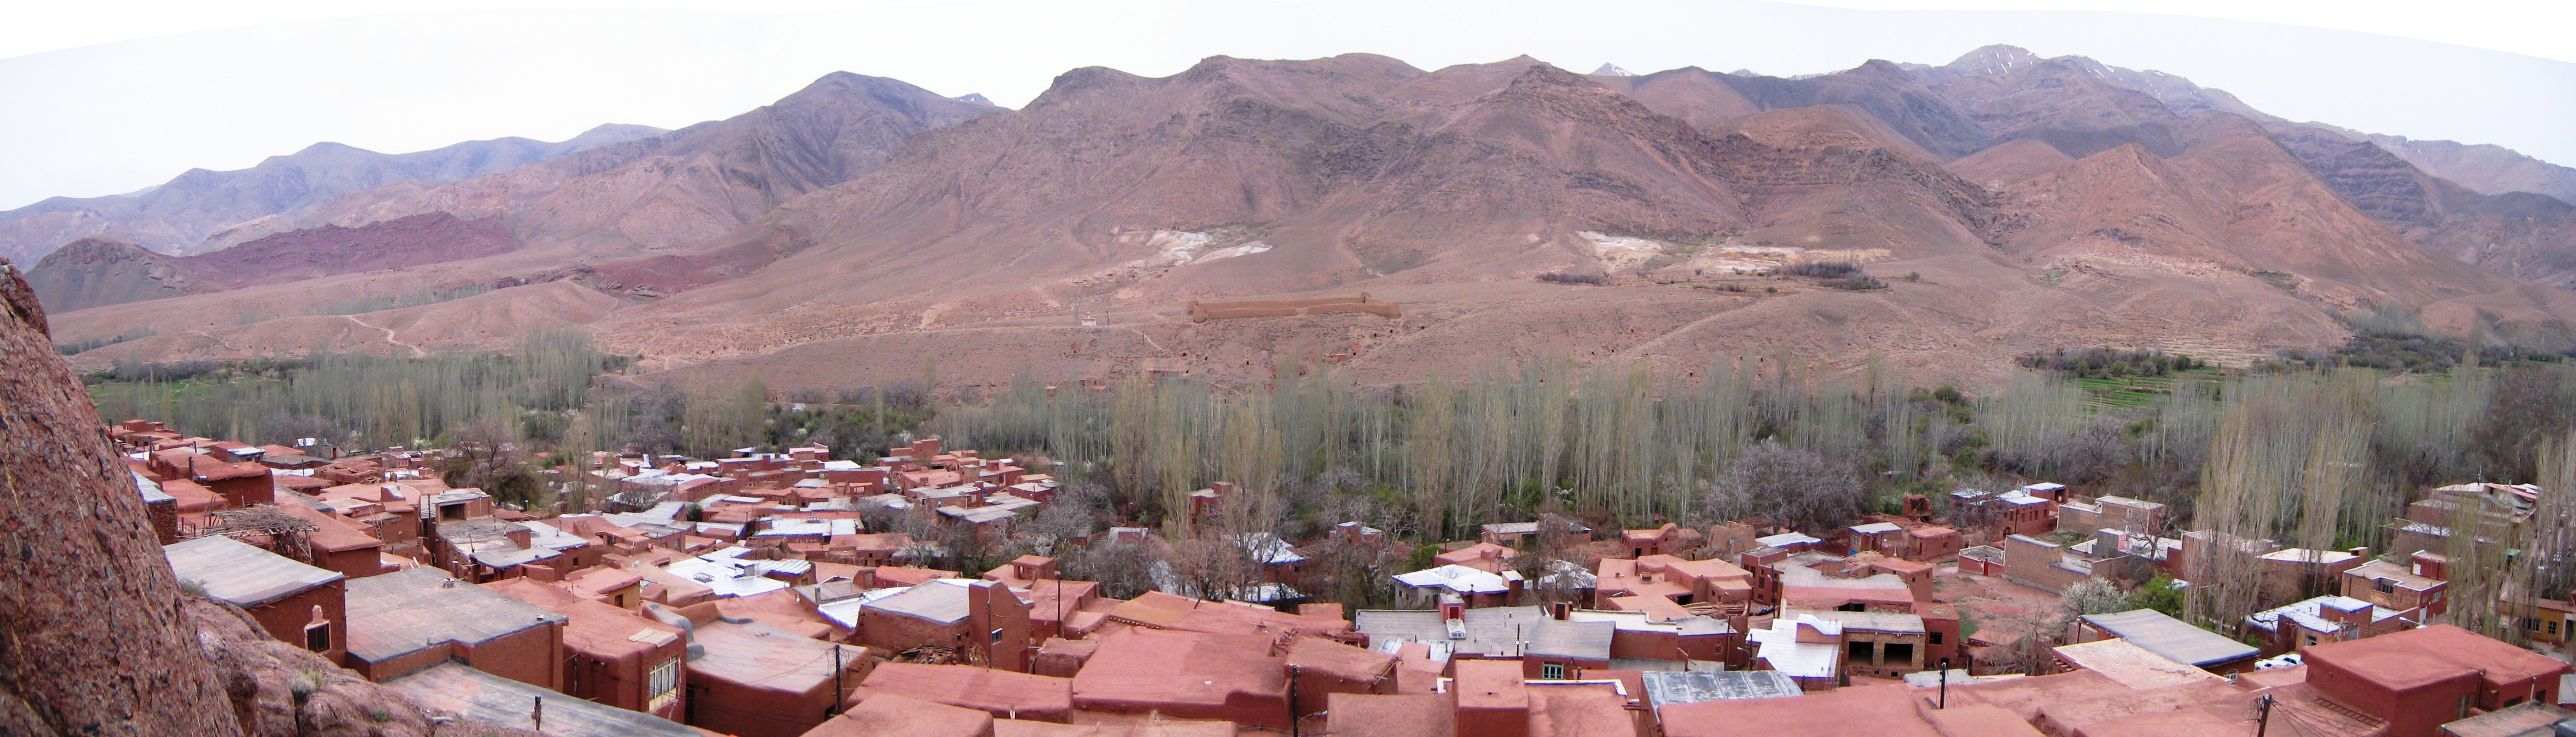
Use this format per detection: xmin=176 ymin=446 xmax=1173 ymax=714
xmin=21 ymin=46 xmax=2576 ymax=391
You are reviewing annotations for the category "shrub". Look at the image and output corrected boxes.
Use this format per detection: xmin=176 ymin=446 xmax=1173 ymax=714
xmin=1772 ymin=259 xmax=1862 ymax=278
xmin=1822 ymin=275 xmax=1886 ymax=290
xmin=1537 ymin=272 xmax=1608 ymax=285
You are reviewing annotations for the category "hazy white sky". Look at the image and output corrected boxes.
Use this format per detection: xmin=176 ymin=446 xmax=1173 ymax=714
xmin=2 ymin=0 xmax=2572 ymax=210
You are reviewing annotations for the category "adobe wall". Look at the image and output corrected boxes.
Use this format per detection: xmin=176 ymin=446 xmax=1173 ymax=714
xmin=317 ymin=546 xmax=386 ymax=579
xmin=456 ymin=622 xmax=566 ymax=691
xmin=1187 ymin=293 xmax=1400 ymax=322
xmin=567 ymin=635 xmax=686 ymax=720
xmin=862 ymin=608 xmax=968 ymax=654
xmin=245 ymin=582 xmax=348 ymax=664
xmin=687 ymin=674 xmax=838 ymax=737
xmin=2000 ymin=536 xmax=2086 ymax=593
xmin=2303 ymin=655 xmax=2476 ymax=737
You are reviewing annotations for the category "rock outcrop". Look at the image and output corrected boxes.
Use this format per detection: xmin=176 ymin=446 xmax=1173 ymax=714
xmin=181 ymin=596 xmax=447 ymax=737
xmin=0 ymin=257 xmax=242 ymax=735
xmin=0 ymin=259 xmax=471 ymax=737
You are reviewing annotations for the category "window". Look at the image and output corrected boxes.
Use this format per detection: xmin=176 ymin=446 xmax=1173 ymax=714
xmin=2374 ymin=579 xmax=2395 ymax=594
xmin=2552 ymin=620 xmax=2561 ymax=636
xmin=1837 ymin=603 xmax=1867 ymax=612
xmin=1884 ymin=643 xmax=1914 ymax=665
xmin=1540 ymin=663 xmax=1565 ymax=680
xmin=1929 ymin=633 xmax=1942 ymax=645
xmin=991 ymin=628 xmax=1005 ymax=645
xmin=303 ymin=621 xmax=331 ymax=652
xmin=1849 ymin=641 xmax=1873 ymax=663
xmin=647 ymin=658 xmax=680 ymax=712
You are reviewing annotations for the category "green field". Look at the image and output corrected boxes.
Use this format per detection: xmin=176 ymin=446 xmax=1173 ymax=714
xmin=2068 ymin=368 xmax=2224 ymax=410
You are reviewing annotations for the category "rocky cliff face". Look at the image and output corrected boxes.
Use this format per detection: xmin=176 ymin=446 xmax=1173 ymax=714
xmin=0 ymin=258 xmax=243 ymax=735
xmin=0 ymin=260 xmax=472 ymax=737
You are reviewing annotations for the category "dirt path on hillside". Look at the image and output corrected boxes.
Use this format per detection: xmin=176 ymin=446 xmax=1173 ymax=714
xmin=342 ymin=315 xmax=424 ymax=358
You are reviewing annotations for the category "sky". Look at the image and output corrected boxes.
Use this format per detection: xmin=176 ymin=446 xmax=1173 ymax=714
xmin=2 ymin=0 xmax=2572 ymax=211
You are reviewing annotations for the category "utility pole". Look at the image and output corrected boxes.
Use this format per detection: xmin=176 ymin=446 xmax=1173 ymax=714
xmin=532 ymin=695 xmax=543 ymax=734
xmin=2255 ymin=693 xmax=2274 ymax=737
xmin=832 ymin=646 xmax=844 ymax=715
xmin=1938 ymin=658 xmax=1950 ymax=709
xmin=1287 ymin=664 xmax=1301 ymax=737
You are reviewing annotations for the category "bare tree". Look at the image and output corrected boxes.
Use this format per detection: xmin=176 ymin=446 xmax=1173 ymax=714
xmin=609 ymin=486 xmax=665 ymax=513
xmin=2059 ymin=578 xmax=2133 ymax=618
xmin=1164 ymin=533 xmax=1262 ymax=600
xmin=1702 ymin=441 xmax=1866 ymax=534
xmin=1067 ymin=538 xmax=1164 ymax=600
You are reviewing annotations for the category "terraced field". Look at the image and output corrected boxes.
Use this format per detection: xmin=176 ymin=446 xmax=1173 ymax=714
xmin=2069 ymin=368 xmax=2226 ymax=409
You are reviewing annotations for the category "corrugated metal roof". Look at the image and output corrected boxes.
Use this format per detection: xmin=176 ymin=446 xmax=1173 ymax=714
xmin=1641 ymin=670 xmax=1801 ymax=707
xmin=1391 ymin=564 xmax=1516 ymax=595
xmin=1747 ymin=616 xmax=1841 ymax=678
xmin=164 ymin=535 xmax=341 ymax=607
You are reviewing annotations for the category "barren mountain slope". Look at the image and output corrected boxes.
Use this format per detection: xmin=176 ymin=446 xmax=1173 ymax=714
xmin=2354 ymin=131 xmax=2576 ymax=205
xmin=39 ymin=53 xmax=2576 ymax=391
xmin=1913 ymin=48 xmax=2192 ymax=160
xmin=598 ymin=59 xmax=1806 ymax=358
xmin=300 ymin=72 xmax=1002 ymax=258
xmin=0 ymin=123 xmax=661 ymax=265
xmin=180 ymin=212 xmax=522 ymax=290
xmin=40 ymin=71 xmax=1000 ymax=341
xmin=26 ymin=236 xmax=204 ymax=313
xmin=1597 ymin=62 xmax=1994 ymax=160
xmin=29 ymin=213 xmax=521 ymax=313
xmin=2266 ymin=123 xmax=2576 ymax=286
xmin=1915 ymin=46 xmax=2576 ymax=297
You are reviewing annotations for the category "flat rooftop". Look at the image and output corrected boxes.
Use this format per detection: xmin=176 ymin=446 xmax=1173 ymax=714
xmin=388 ymin=662 xmax=698 ymax=737
xmin=865 ymin=579 xmax=979 ymax=624
xmin=2080 ymin=609 xmax=2257 ymax=668
xmin=687 ymin=620 xmax=864 ymax=693
xmin=164 ymin=535 xmax=342 ymax=607
xmin=345 ymin=567 xmax=564 ymax=665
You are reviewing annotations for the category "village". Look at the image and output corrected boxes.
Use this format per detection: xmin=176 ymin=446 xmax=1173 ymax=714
xmin=117 ymin=417 xmax=2576 ymax=737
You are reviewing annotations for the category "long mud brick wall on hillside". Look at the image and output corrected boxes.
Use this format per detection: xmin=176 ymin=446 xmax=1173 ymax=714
xmin=1188 ymin=293 xmax=1402 ymax=322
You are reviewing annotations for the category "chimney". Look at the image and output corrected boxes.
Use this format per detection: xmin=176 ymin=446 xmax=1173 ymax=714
xmin=1549 ymin=601 xmax=1571 ymax=620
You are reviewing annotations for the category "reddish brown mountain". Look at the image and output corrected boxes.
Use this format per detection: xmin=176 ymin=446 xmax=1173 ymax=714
xmin=301 ymin=71 xmax=1003 ymax=256
xmin=25 ymin=236 xmax=203 ymax=313
xmin=0 ymin=123 xmax=662 ymax=265
xmin=34 ymin=52 xmax=2576 ymax=391
xmin=179 ymin=212 xmax=518 ymax=290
